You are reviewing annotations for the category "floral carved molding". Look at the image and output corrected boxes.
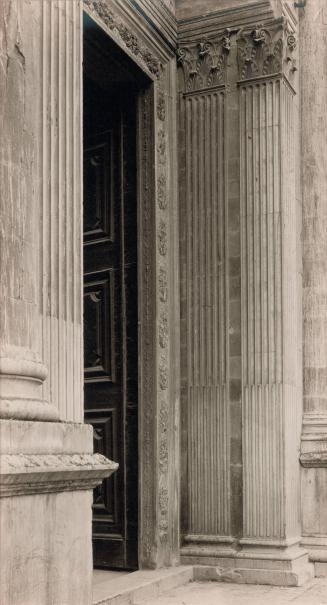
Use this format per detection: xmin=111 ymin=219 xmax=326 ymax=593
xmin=237 ymin=19 xmax=297 ymax=82
xmin=177 ymin=30 xmax=232 ymax=92
xmin=84 ymin=0 xmax=163 ymax=77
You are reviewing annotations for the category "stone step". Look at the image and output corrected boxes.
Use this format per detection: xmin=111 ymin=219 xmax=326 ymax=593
xmin=93 ymin=566 xmax=194 ymax=605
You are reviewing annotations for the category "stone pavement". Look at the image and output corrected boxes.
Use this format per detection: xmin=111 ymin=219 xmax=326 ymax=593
xmin=136 ymin=579 xmax=327 ymax=605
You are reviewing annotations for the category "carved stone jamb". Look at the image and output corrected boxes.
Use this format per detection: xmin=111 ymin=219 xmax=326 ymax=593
xmin=84 ymin=0 xmax=180 ymax=571
xmin=237 ymin=17 xmax=298 ymax=85
xmin=177 ymin=30 xmax=231 ymax=92
xmin=138 ymin=67 xmax=179 ymax=567
xmin=155 ymin=71 xmax=171 ymax=551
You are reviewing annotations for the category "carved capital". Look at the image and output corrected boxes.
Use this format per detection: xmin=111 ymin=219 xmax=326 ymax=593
xmin=177 ymin=30 xmax=231 ymax=92
xmin=237 ymin=18 xmax=298 ymax=83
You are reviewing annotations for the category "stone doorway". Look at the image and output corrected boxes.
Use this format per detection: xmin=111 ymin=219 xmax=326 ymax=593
xmin=83 ymin=1 xmax=180 ymax=572
xmin=83 ymin=13 xmax=148 ymax=570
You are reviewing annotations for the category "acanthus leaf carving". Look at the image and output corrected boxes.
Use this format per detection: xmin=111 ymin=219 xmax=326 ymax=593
xmin=177 ymin=31 xmax=230 ymax=92
xmin=237 ymin=19 xmax=298 ymax=82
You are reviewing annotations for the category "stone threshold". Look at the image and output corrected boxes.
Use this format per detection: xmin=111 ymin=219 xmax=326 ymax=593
xmin=92 ymin=566 xmax=194 ymax=605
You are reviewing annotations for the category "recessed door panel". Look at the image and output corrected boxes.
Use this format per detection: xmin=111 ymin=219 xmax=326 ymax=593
xmin=83 ymin=64 xmax=138 ymax=570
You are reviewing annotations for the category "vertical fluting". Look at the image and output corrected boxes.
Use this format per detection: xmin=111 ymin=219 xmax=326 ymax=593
xmin=182 ymin=91 xmax=229 ymax=537
xmin=241 ymin=78 xmax=300 ymax=541
xmin=41 ymin=0 xmax=83 ymax=421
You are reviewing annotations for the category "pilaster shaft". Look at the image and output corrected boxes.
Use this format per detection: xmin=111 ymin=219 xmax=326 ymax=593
xmin=239 ymin=19 xmax=302 ymax=549
xmin=178 ymin=34 xmax=231 ymax=552
xmin=41 ymin=0 xmax=83 ymax=422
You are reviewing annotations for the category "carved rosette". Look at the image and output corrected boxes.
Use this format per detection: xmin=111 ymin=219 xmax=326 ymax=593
xmin=84 ymin=1 xmax=163 ymax=78
xmin=177 ymin=31 xmax=231 ymax=92
xmin=237 ymin=19 xmax=298 ymax=84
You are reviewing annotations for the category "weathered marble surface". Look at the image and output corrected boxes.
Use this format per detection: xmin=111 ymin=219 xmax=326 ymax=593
xmin=0 ymin=490 xmax=93 ymax=605
xmin=300 ymin=0 xmax=327 ymax=573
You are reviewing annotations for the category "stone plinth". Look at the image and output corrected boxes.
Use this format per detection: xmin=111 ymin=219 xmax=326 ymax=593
xmin=0 ymin=419 xmax=118 ymax=605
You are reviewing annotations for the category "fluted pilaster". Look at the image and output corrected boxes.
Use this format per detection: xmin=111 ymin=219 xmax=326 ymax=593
xmin=178 ymin=38 xmax=230 ymax=547
xmin=239 ymin=20 xmax=302 ymax=546
xmin=40 ymin=0 xmax=83 ymax=422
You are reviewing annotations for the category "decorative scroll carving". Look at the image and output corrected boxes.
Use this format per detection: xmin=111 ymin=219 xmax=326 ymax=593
xmin=159 ymin=486 xmax=169 ymax=515
xmin=84 ymin=1 xmax=162 ymax=77
xmin=177 ymin=32 xmax=230 ymax=92
xmin=158 ymin=175 xmax=167 ymax=210
xmin=139 ymin=87 xmax=156 ymax=562
xmin=159 ymin=311 xmax=169 ymax=348
xmin=157 ymin=130 xmax=167 ymax=164
xmin=157 ymin=92 xmax=166 ymax=121
xmin=159 ymin=439 xmax=169 ymax=472
xmin=155 ymin=73 xmax=170 ymax=547
xmin=159 ymin=355 xmax=168 ymax=390
xmin=158 ymin=220 xmax=168 ymax=256
xmin=237 ymin=20 xmax=297 ymax=82
xmin=159 ymin=267 xmax=168 ymax=303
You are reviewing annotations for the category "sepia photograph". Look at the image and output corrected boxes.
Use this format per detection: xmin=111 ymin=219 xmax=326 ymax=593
xmin=0 ymin=0 xmax=325 ymax=603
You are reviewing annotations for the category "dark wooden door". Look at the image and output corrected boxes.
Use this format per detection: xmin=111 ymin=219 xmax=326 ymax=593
xmin=83 ymin=74 xmax=138 ymax=570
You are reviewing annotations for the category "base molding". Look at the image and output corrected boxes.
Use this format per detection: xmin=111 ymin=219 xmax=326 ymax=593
xmin=0 ymin=418 xmax=118 ymax=497
xmin=181 ymin=544 xmax=314 ymax=586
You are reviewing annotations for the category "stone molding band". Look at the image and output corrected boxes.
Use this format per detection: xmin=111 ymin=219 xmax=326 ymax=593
xmin=0 ymin=346 xmax=47 ymax=380
xmin=0 ymin=453 xmax=118 ymax=497
xmin=300 ymin=453 xmax=327 ymax=468
xmin=0 ymin=345 xmax=59 ymax=422
xmin=0 ymin=399 xmax=59 ymax=422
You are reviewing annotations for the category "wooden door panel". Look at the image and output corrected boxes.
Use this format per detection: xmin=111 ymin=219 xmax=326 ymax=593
xmin=84 ymin=70 xmax=138 ymax=569
xmin=84 ymin=270 xmax=115 ymax=383
xmin=84 ymin=134 xmax=113 ymax=244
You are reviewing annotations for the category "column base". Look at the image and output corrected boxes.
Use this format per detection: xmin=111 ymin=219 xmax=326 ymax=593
xmin=181 ymin=542 xmax=314 ymax=586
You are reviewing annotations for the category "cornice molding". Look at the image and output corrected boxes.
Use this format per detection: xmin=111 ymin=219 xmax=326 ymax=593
xmin=126 ymin=0 xmax=177 ymax=50
xmin=0 ymin=452 xmax=118 ymax=497
xmin=177 ymin=1 xmax=278 ymax=42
